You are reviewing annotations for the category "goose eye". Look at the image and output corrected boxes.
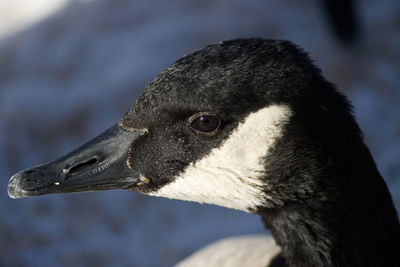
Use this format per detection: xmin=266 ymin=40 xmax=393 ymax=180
xmin=188 ymin=113 xmax=220 ymax=135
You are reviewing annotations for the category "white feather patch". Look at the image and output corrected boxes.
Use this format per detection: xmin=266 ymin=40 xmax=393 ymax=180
xmin=149 ymin=105 xmax=292 ymax=212
xmin=176 ymin=235 xmax=281 ymax=267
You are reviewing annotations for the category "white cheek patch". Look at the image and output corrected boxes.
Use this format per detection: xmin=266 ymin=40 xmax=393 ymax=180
xmin=149 ymin=104 xmax=292 ymax=212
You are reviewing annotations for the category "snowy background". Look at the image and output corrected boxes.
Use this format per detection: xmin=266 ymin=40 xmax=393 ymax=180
xmin=0 ymin=0 xmax=399 ymax=266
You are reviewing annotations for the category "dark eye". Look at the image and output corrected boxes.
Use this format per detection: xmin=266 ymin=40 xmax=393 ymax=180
xmin=188 ymin=113 xmax=220 ymax=136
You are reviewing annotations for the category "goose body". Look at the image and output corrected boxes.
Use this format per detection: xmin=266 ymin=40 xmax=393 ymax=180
xmin=176 ymin=235 xmax=284 ymax=267
xmin=177 ymin=235 xmax=281 ymax=267
xmin=8 ymin=38 xmax=400 ymax=266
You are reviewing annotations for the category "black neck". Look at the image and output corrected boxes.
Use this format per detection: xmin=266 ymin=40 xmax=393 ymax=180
xmin=260 ymin=152 xmax=400 ymax=267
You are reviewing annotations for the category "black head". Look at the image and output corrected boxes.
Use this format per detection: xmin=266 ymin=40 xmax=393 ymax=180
xmin=7 ymin=38 xmax=391 ymax=215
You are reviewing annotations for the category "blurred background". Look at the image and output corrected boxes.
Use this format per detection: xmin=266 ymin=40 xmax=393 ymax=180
xmin=0 ymin=0 xmax=399 ymax=266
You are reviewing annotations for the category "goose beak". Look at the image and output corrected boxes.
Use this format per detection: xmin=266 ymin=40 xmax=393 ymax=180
xmin=8 ymin=124 xmax=145 ymax=199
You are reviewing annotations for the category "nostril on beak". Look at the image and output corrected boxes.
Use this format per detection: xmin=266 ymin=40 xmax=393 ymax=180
xmin=63 ymin=157 xmax=100 ymax=176
xmin=63 ymin=164 xmax=70 ymax=174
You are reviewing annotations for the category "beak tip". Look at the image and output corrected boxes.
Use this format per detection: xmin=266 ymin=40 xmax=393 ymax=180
xmin=8 ymin=175 xmax=24 ymax=199
xmin=7 ymin=172 xmax=38 ymax=199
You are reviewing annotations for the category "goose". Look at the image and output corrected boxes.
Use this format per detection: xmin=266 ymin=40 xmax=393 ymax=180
xmin=8 ymin=38 xmax=400 ymax=266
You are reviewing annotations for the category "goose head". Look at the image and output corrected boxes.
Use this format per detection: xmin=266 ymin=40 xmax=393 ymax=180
xmin=8 ymin=38 xmax=399 ymax=266
xmin=5 ymin=38 xmax=383 ymax=210
xmin=8 ymin=39 xmax=332 ymax=209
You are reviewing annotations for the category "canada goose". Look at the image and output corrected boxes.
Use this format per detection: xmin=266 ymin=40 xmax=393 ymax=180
xmin=8 ymin=38 xmax=400 ymax=266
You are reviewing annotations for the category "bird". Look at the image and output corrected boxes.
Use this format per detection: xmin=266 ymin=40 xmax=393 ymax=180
xmin=8 ymin=38 xmax=400 ymax=266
